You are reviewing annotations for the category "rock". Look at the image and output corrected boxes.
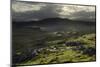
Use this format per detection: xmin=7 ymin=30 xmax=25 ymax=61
xmin=83 ymin=47 xmax=96 ymax=56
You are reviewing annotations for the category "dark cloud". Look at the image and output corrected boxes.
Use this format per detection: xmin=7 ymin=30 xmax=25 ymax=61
xmin=12 ymin=1 xmax=96 ymax=22
xmin=12 ymin=2 xmax=61 ymax=21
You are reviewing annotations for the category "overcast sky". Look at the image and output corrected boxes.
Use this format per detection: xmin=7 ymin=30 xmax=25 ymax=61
xmin=12 ymin=1 xmax=96 ymax=22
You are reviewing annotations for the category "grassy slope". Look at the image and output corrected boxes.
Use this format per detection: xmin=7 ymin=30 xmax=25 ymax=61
xmin=17 ymin=33 xmax=96 ymax=65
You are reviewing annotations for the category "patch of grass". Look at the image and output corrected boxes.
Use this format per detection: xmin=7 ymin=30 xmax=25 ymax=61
xmin=15 ymin=33 xmax=96 ymax=65
xmin=67 ymin=34 xmax=96 ymax=48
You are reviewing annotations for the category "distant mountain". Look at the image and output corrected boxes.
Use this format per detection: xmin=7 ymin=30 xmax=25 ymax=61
xmin=12 ymin=17 xmax=95 ymax=28
xmin=40 ymin=17 xmax=71 ymax=22
xmin=12 ymin=18 xmax=71 ymax=27
xmin=13 ymin=17 xmax=95 ymax=23
xmin=13 ymin=18 xmax=71 ymax=23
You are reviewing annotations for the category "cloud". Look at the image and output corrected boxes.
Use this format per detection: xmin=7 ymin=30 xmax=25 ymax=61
xmin=68 ymin=10 xmax=95 ymax=21
xmin=12 ymin=1 xmax=46 ymax=12
xmin=12 ymin=1 xmax=61 ymax=21
xmin=59 ymin=5 xmax=95 ymax=15
xmin=58 ymin=5 xmax=95 ymax=21
xmin=12 ymin=1 xmax=95 ymax=22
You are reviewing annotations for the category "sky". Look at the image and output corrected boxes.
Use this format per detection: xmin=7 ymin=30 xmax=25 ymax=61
xmin=12 ymin=0 xmax=96 ymax=22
